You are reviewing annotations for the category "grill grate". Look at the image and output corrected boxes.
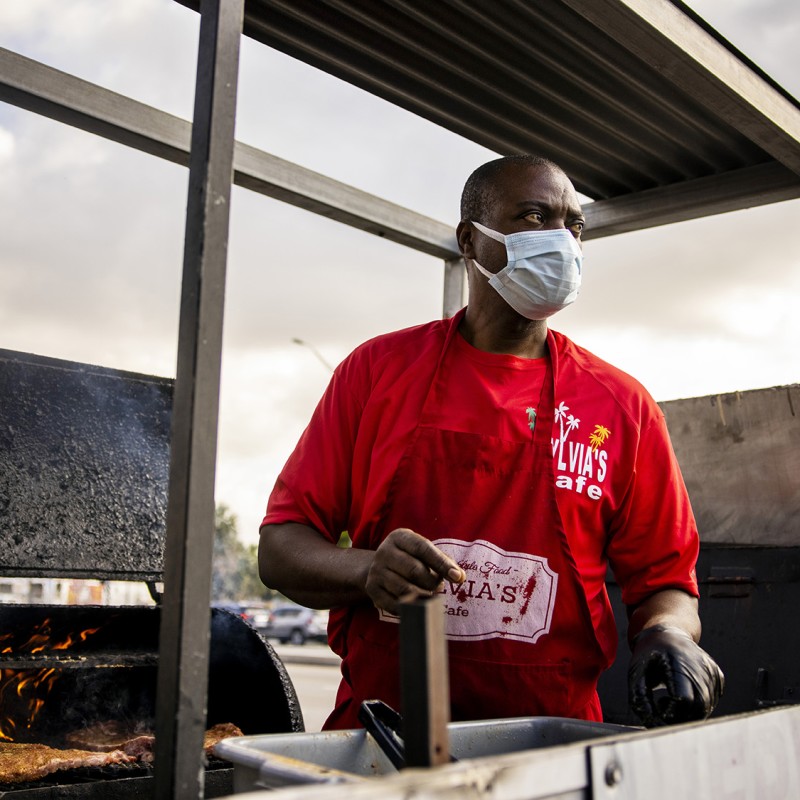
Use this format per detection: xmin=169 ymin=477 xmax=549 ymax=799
xmin=0 ymin=759 xmax=232 ymax=799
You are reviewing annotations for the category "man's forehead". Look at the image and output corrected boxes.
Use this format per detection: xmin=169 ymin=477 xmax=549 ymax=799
xmin=489 ymin=164 xmax=581 ymax=207
xmin=495 ymin=162 xmax=570 ymax=188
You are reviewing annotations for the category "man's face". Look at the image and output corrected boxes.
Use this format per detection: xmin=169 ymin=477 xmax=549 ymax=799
xmin=467 ymin=164 xmax=585 ymax=273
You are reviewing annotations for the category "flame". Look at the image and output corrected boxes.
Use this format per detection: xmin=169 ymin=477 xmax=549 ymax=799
xmin=0 ymin=619 xmax=104 ymax=742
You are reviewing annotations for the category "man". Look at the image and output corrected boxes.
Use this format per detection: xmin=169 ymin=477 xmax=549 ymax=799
xmin=259 ymin=155 xmax=724 ymax=730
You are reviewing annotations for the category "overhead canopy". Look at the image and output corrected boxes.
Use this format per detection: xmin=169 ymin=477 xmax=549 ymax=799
xmin=177 ymin=0 xmax=800 ymax=237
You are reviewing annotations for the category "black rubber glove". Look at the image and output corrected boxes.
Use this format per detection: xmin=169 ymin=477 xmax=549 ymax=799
xmin=628 ymin=624 xmax=724 ymax=727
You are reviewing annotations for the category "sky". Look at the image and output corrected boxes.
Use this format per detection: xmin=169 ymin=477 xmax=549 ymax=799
xmin=1 ymin=0 xmax=798 ymax=547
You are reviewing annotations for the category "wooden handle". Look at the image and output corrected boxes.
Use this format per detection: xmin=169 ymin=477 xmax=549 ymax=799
xmin=399 ymin=594 xmax=451 ymax=768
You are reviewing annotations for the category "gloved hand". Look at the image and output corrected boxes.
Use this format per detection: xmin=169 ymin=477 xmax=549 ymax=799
xmin=628 ymin=624 xmax=724 ymax=727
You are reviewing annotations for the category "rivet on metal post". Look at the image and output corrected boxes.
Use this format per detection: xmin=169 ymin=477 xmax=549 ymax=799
xmin=605 ymin=760 xmax=624 ymax=787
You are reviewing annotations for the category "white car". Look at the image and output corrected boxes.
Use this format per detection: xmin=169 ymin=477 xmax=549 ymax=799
xmin=263 ymin=605 xmax=328 ymax=645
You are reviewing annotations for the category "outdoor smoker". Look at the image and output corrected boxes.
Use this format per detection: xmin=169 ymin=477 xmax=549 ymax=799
xmin=0 ymin=348 xmax=303 ymax=798
xmin=597 ymin=383 xmax=800 ymax=723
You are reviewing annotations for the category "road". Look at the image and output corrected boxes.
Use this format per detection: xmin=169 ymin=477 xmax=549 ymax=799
xmin=271 ymin=643 xmax=341 ymax=731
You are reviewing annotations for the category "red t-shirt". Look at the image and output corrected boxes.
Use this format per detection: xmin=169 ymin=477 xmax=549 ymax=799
xmin=264 ymin=312 xmax=699 ymax=662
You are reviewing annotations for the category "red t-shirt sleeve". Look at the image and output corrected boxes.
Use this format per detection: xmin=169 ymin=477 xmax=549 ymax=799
xmin=262 ymin=362 xmax=364 ymax=545
xmin=606 ymin=412 xmax=700 ymax=607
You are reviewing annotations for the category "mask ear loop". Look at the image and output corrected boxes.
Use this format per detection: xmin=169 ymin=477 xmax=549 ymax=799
xmin=469 ymin=221 xmax=508 ymax=282
xmin=471 ymin=258 xmax=496 ymax=282
xmin=471 ymin=220 xmax=506 ymax=243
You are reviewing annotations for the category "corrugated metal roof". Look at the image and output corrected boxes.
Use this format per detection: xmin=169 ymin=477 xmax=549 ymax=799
xmin=177 ymin=0 xmax=800 ymax=232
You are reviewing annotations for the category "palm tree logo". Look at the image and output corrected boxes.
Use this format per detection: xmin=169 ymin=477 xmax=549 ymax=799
xmin=554 ymin=401 xmax=580 ymax=446
xmin=589 ymin=424 xmax=611 ymax=452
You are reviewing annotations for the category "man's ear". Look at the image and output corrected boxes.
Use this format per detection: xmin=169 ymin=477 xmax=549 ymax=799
xmin=456 ymin=220 xmax=474 ymax=260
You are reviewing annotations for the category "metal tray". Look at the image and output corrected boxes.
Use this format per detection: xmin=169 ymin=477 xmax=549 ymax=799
xmin=215 ymin=716 xmax=635 ymax=792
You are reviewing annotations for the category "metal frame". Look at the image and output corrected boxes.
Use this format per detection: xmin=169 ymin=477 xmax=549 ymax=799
xmin=4 ymin=39 xmax=800 ymax=247
xmin=0 ymin=47 xmax=458 ymax=260
xmin=153 ymin=1 xmax=244 ymax=797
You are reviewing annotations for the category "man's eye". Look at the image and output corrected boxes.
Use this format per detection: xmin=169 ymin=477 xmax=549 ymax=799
xmin=569 ymin=221 xmax=585 ymax=238
xmin=524 ymin=211 xmax=544 ymax=224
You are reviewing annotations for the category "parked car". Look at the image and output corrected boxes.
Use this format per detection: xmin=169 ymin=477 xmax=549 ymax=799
xmin=211 ymin=601 xmax=247 ymax=617
xmin=242 ymin=605 xmax=270 ymax=631
xmin=262 ymin=605 xmax=328 ymax=645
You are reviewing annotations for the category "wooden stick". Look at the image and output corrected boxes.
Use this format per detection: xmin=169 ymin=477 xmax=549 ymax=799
xmin=399 ymin=594 xmax=451 ymax=768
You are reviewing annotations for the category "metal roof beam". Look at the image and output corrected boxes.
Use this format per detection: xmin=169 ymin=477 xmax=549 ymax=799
xmin=583 ymin=161 xmax=800 ymax=239
xmin=0 ymin=47 xmax=459 ymax=260
xmin=2 ymin=46 xmax=798 ymax=249
xmin=233 ymin=141 xmax=458 ymax=258
xmin=562 ymin=0 xmax=800 ymax=177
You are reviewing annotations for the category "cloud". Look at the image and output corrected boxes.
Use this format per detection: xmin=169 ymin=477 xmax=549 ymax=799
xmin=0 ymin=125 xmax=14 ymax=163
xmin=684 ymin=0 xmax=799 ymax=95
xmin=0 ymin=112 xmax=186 ymax=372
xmin=578 ymin=198 xmax=800 ymax=321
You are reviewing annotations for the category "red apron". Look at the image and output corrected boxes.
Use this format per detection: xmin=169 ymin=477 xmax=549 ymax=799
xmin=324 ymin=320 xmax=606 ymax=729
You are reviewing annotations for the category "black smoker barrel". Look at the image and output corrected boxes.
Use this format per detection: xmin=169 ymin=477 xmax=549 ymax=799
xmin=599 ymin=384 xmax=800 ymax=723
xmin=0 ymin=604 xmax=300 ymax=740
xmin=0 ymin=349 xmax=302 ymax=794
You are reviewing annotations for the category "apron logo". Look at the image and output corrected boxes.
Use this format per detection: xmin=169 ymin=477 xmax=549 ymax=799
xmin=589 ymin=424 xmax=611 ymax=451
xmin=552 ymin=402 xmax=611 ymax=500
xmin=379 ymin=539 xmax=558 ymax=644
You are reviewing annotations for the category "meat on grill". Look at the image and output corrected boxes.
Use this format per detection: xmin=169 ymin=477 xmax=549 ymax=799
xmin=63 ymin=720 xmax=244 ymax=763
xmin=203 ymin=722 xmax=244 ymax=756
xmin=0 ymin=742 xmax=136 ymax=784
xmin=0 ymin=721 xmax=245 ymax=784
xmin=65 ymin=721 xmax=156 ymax=762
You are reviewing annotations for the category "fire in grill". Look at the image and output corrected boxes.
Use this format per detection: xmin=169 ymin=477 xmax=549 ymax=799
xmin=0 ymin=605 xmax=302 ymax=796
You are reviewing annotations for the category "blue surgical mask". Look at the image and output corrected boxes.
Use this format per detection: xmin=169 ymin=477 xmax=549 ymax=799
xmin=470 ymin=220 xmax=582 ymax=320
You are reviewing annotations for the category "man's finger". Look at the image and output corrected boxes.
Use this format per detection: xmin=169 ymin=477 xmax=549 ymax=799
xmin=394 ymin=530 xmax=465 ymax=583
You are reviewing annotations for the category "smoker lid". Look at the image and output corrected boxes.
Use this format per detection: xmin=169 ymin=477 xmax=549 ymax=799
xmin=0 ymin=349 xmax=172 ymax=581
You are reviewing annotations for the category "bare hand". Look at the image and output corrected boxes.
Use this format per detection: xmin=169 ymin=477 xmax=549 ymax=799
xmin=365 ymin=528 xmax=465 ymax=614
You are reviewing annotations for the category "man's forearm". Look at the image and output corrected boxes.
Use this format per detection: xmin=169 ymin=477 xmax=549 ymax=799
xmin=627 ymin=588 xmax=701 ymax=646
xmin=259 ymin=522 xmax=374 ymax=609
xmin=626 ymin=588 xmax=723 ymax=726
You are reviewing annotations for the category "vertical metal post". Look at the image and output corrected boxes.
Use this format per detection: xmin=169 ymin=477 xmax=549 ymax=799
xmin=399 ymin=595 xmax=452 ymax=768
xmin=443 ymin=256 xmax=466 ymax=318
xmin=154 ymin=1 xmax=243 ymax=797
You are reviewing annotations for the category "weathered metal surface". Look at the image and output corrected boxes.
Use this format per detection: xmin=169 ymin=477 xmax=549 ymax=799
xmin=217 ymin=707 xmax=799 ymax=800
xmin=175 ymin=0 xmax=800 ymax=200
xmin=660 ymin=384 xmax=800 ymax=546
xmin=218 ymin=716 xmax=632 ymax=792
xmin=0 ymin=349 xmax=171 ymax=581
xmin=154 ymin=1 xmax=244 ymax=797
xmin=590 ymin=707 xmax=800 ymax=799
xmin=598 ymin=545 xmax=800 ymax=725
xmin=207 ymin=608 xmax=304 ymax=736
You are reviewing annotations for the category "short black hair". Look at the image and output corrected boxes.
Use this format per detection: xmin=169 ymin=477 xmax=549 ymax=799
xmin=460 ymin=155 xmax=562 ymax=222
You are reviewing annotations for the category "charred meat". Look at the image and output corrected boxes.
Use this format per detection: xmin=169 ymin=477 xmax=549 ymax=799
xmin=204 ymin=722 xmax=244 ymax=756
xmin=65 ymin=720 xmax=155 ymax=762
xmin=0 ymin=742 xmax=135 ymax=784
